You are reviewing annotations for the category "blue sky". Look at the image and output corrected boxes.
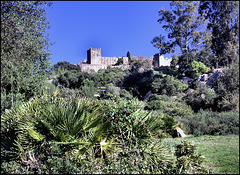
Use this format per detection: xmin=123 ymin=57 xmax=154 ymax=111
xmin=45 ymin=1 xmax=172 ymax=65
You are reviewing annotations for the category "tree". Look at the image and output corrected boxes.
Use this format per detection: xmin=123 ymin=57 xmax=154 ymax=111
xmin=116 ymin=57 xmax=123 ymax=65
xmin=199 ymin=1 xmax=239 ymax=68
xmin=151 ymin=75 xmax=188 ymax=96
xmin=130 ymin=59 xmax=153 ymax=73
xmin=53 ymin=61 xmax=81 ymax=73
xmin=185 ymin=60 xmax=210 ymax=79
xmin=127 ymin=51 xmax=131 ymax=62
xmin=152 ymin=1 xmax=205 ymax=74
xmin=152 ymin=1 xmax=204 ymax=55
xmin=1 ymin=1 xmax=52 ymax=111
xmin=210 ymin=58 xmax=239 ymax=111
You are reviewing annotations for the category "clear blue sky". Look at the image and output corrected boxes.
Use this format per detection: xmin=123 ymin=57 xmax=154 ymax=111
xmin=45 ymin=1 xmax=172 ymax=65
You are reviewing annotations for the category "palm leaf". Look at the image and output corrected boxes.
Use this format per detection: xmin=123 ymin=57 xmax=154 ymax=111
xmin=27 ymin=127 xmax=45 ymax=141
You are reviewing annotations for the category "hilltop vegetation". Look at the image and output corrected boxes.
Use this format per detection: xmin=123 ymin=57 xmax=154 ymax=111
xmin=1 ymin=1 xmax=239 ymax=174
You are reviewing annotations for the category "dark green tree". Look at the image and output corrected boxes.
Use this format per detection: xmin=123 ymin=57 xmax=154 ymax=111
xmin=127 ymin=51 xmax=131 ymax=62
xmin=1 ymin=1 xmax=52 ymax=111
xmin=151 ymin=75 xmax=188 ymax=96
xmin=199 ymin=1 xmax=239 ymax=68
xmin=116 ymin=57 xmax=123 ymax=65
xmin=53 ymin=61 xmax=81 ymax=73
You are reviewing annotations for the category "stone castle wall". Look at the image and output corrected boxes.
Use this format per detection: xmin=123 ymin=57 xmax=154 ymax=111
xmin=78 ymin=48 xmax=172 ymax=73
xmin=101 ymin=57 xmax=118 ymax=65
xmin=78 ymin=62 xmax=107 ymax=73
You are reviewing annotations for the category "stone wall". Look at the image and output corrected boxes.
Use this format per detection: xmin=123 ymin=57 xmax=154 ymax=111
xmin=78 ymin=48 xmax=172 ymax=73
xmin=78 ymin=62 xmax=107 ymax=73
xmin=101 ymin=57 xmax=118 ymax=65
xmin=78 ymin=62 xmax=131 ymax=73
xmin=131 ymin=56 xmax=153 ymax=61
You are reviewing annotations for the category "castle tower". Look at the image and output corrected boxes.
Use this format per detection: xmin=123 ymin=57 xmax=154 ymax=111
xmin=154 ymin=53 xmax=163 ymax=67
xmin=87 ymin=48 xmax=101 ymax=64
xmin=153 ymin=53 xmax=171 ymax=67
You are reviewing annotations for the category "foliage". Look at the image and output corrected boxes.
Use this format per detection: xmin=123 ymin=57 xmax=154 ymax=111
xmin=152 ymin=1 xmax=204 ymax=64
xmin=119 ymin=89 xmax=133 ymax=100
xmin=145 ymin=94 xmax=194 ymax=118
xmin=80 ymin=79 xmax=97 ymax=98
xmin=186 ymin=60 xmax=210 ymax=79
xmin=127 ymin=51 xmax=131 ymax=62
xmin=130 ymin=59 xmax=153 ymax=73
xmin=53 ymin=70 xmax=101 ymax=90
xmin=151 ymin=75 xmax=188 ymax=96
xmin=53 ymin=61 xmax=81 ymax=73
xmin=183 ymin=83 xmax=217 ymax=112
xmin=1 ymin=1 xmax=52 ymax=112
xmin=1 ymin=88 xmax=213 ymax=174
xmin=175 ymin=140 xmax=210 ymax=174
xmin=210 ymin=59 xmax=239 ymax=112
xmin=116 ymin=57 xmax=123 ymax=65
xmin=199 ymin=1 xmax=239 ymax=68
xmin=106 ymin=83 xmax=120 ymax=97
xmin=181 ymin=110 xmax=239 ymax=136
xmin=97 ymin=67 xmax=127 ymax=87
xmin=123 ymin=70 xmax=154 ymax=99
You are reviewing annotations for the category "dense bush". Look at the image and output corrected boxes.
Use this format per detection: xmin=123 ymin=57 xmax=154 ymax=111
xmin=97 ymin=67 xmax=127 ymax=87
xmin=119 ymin=89 xmax=133 ymax=100
xmin=186 ymin=60 xmax=210 ymax=79
xmin=183 ymin=83 xmax=217 ymax=112
xmin=181 ymin=110 xmax=239 ymax=136
xmin=1 ymin=90 xmax=210 ymax=174
xmin=175 ymin=140 xmax=210 ymax=174
xmin=123 ymin=70 xmax=154 ymax=99
xmin=145 ymin=94 xmax=194 ymax=118
xmin=151 ymin=75 xmax=188 ymax=96
xmin=210 ymin=59 xmax=239 ymax=112
xmin=53 ymin=61 xmax=81 ymax=73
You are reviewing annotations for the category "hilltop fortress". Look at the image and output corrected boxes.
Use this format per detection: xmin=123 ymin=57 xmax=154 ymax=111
xmin=77 ymin=48 xmax=172 ymax=73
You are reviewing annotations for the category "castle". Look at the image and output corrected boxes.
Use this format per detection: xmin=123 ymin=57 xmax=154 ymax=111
xmin=77 ymin=48 xmax=172 ymax=73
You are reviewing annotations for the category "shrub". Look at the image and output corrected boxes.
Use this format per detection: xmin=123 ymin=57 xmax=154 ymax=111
xmin=106 ymin=83 xmax=120 ymax=96
xmin=1 ymin=90 xmax=210 ymax=174
xmin=145 ymin=94 xmax=194 ymax=118
xmin=119 ymin=89 xmax=133 ymax=100
xmin=181 ymin=110 xmax=239 ymax=136
xmin=80 ymin=79 xmax=97 ymax=98
xmin=186 ymin=60 xmax=210 ymax=79
xmin=175 ymin=140 xmax=210 ymax=174
xmin=183 ymin=83 xmax=217 ymax=112
xmin=151 ymin=75 xmax=188 ymax=96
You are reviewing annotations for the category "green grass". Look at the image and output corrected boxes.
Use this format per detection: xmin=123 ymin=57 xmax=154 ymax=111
xmin=162 ymin=135 xmax=239 ymax=174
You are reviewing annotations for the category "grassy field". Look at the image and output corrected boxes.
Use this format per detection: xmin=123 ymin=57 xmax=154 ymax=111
xmin=162 ymin=135 xmax=239 ymax=174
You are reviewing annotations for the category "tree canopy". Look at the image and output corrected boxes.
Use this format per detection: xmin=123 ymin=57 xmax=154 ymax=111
xmin=1 ymin=1 xmax=52 ymax=111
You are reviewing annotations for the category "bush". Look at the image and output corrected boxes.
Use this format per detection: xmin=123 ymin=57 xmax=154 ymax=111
xmin=145 ymin=94 xmax=194 ymax=118
xmin=175 ymin=140 xmax=210 ymax=174
xmin=1 ymin=90 xmax=210 ymax=174
xmin=151 ymin=75 xmax=188 ymax=96
xmin=181 ymin=110 xmax=239 ymax=136
xmin=210 ymin=60 xmax=239 ymax=112
xmin=119 ymin=89 xmax=133 ymax=100
xmin=186 ymin=60 xmax=210 ymax=79
xmin=183 ymin=83 xmax=217 ymax=112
